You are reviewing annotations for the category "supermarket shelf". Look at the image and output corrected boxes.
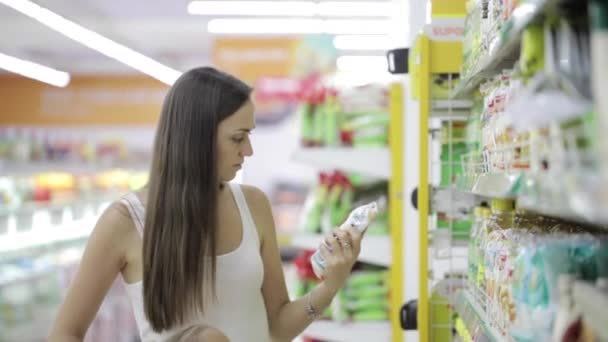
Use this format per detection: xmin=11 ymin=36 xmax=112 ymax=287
xmin=573 ymin=281 xmax=608 ymax=341
xmin=457 ymin=173 xmax=522 ymax=199
xmin=2 ymin=306 xmax=56 ymax=341
xmin=302 ymin=320 xmax=391 ymax=342
xmin=0 ymin=159 xmax=149 ymax=175
xmin=457 ymin=171 xmax=608 ymax=226
xmin=0 ymin=192 xmax=118 ymax=217
xmin=431 ymin=100 xmax=472 ymax=119
xmin=0 ymin=213 xmax=98 ymax=254
xmin=291 ymin=148 xmax=390 ymax=179
xmin=451 ymin=0 xmax=552 ymax=99
xmin=450 ymin=290 xmax=509 ymax=342
xmin=431 ymin=100 xmax=473 ymax=110
xmin=291 ymin=234 xmax=391 ymax=267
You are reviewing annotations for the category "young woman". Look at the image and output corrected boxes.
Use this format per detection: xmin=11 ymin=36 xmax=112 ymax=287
xmin=49 ymin=67 xmax=364 ymax=342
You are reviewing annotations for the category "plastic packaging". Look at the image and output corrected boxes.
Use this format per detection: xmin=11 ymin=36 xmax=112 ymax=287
xmin=310 ymin=202 xmax=378 ymax=279
xmin=511 ymin=235 xmax=608 ymax=341
xmin=484 ymin=199 xmax=514 ymax=297
xmin=299 ymin=173 xmax=330 ymax=233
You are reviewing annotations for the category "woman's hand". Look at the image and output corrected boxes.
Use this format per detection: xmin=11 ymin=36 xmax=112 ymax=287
xmin=318 ymin=228 xmax=364 ymax=292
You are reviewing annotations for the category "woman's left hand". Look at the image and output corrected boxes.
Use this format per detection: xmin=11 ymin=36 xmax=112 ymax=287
xmin=318 ymin=228 xmax=364 ymax=292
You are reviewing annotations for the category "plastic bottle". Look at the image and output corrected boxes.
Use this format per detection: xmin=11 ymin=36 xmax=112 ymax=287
xmin=310 ymin=202 xmax=379 ymax=279
xmin=300 ymin=173 xmax=330 ymax=233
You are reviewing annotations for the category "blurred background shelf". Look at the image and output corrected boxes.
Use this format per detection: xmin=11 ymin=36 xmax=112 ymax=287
xmin=0 ymin=215 xmax=97 ymax=254
xmin=291 ymin=148 xmax=391 ymax=180
xmin=0 ymin=160 xmax=149 ymax=176
xmin=302 ymin=320 xmax=391 ymax=342
xmin=291 ymin=234 xmax=391 ymax=267
xmin=430 ymin=100 xmax=472 ymax=119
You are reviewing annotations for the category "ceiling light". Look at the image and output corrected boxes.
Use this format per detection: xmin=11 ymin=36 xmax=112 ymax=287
xmin=317 ymin=2 xmax=392 ymax=17
xmin=0 ymin=0 xmax=181 ymax=85
xmin=189 ymin=1 xmax=392 ymax=17
xmin=333 ymin=35 xmax=392 ymax=50
xmin=336 ymin=55 xmax=388 ymax=72
xmin=0 ymin=52 xmax=70 ymax=87
xmin=208 ymin=18 xmax=390 ymax=34
xmin=323 ymin=19 xmax=391 ymax=34
xmin=209 ymin=18 xmax=322 ymax=34
xmin=188 ymin=1 xmax=316 ymax=16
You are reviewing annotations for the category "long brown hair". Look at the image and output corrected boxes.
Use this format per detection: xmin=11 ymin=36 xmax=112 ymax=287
xmin=143 ymin=67 xmax=252 ymax=332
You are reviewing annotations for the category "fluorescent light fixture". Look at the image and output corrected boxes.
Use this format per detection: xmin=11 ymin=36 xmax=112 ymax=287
xmin=317 ymin=2 xmax=392 ymax=17
xmin=0 ymin=0 xmax=181 ymax=85
xmin=209 ymin=18 xmax=322 ymax=34
xmin=189 ymin=1 xmax=392 ymax=17
xmin=336 ymin=55 xmax=388 ymax=72
xmin=333 ymin=35 xmax=392 ymax=51
xmin=0 ymin=52 xmax=70 ymax=87
xmin=188 ymin=1 xmax=316 ymax=16
xmin=208 ymin=18 xmax=390 ymax=34
xmin=323 ymin=19 xmax=390 ymax=34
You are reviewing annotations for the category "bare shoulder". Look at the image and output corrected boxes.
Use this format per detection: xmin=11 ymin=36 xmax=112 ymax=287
xmin=239 ymin=184 xmax=271 ymax=211
xmin=89 ymin=200 xmax=139 ymax=254
xmin=239 ymin=184 xmax=275 ymax=239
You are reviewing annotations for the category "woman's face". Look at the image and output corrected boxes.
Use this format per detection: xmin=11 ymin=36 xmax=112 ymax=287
xmin=217 ymin=100 xmax=255 ymax=182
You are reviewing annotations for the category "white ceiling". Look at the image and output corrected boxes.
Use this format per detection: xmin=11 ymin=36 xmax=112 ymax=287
xmin=0 ymin=0 xmax=391 ymax=76
xmin=0 ymin=0 xmax=221 ymax=74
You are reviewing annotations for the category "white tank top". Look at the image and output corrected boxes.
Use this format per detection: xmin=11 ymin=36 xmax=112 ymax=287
xmin=119 ymin=183 xmax=271 ymax=342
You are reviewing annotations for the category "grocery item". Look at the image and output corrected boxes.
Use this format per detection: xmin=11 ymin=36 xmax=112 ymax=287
xmin=297 ymin=82 xmax=390 ymax=148
xmin=299 ymin=173 xmax=331 ymax=234
xmin=483 ymin=199 xmax=514 ymax=298
xmin=468 ymin=205 xmax=490 ymax=285
xmin=511 ymin=235 xmax=608 ymax=341
xmin=310 ymin=202 xmax=379 ymax=278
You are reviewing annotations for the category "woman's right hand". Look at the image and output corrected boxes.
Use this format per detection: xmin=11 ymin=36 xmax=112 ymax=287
xmin=318 ymin=228 xmax=364 ymax=292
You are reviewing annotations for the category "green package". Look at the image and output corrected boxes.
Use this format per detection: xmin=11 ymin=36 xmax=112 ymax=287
xmin=346 ymin=271 xmax=388 ymax=289
xmin=342 ymin=284 xmax=389 ymax=299
xmin=352 ymin=310 xmax=389 ymax=321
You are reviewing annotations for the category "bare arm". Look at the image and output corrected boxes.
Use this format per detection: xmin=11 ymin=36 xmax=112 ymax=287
xmin=48 ymin=203 xmax=133 ymax=341
xmin=244 ymin=186 xmax=362 ymax=342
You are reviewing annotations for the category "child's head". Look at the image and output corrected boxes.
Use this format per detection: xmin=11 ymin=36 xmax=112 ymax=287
xmin=171 ymin=324 xmax=230 ymax=342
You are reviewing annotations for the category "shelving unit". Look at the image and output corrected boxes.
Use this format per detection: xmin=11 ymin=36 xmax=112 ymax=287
xmin=0 ymin=215 xmax=96 ymax=254
xmin=0 ymin=160 xmax=149 ymax=176
xmin=411 ymin=0 xmax=608 ymax=341
xmin=303 ymin=321 xmax=391 ymax=342
xmin=451 ymin=0 xmax=552 ymax=99
xmin=290 ymin=84 xmax=404 ymax=342
xmin=291 ymin=234 xmax=391 ymax=267
xmin=291 ymin=148 xmax=391 ymax=180
xmin=431 ymin=100 xmax=472 ymax=119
